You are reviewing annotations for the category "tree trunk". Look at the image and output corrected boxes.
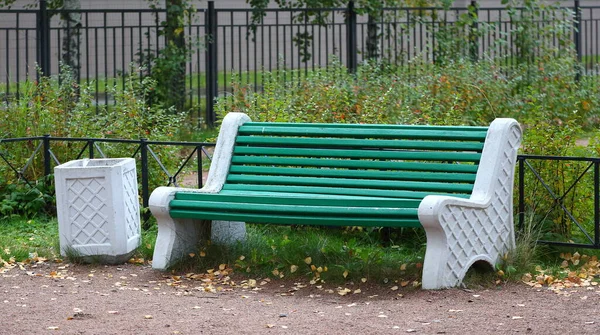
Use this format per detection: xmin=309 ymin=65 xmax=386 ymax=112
xmin=165 ymin=0 xmax=186 ymax=111
xmin=61 ymin=0 xmax=81 ymax=82
xmin=366 ymin=13 xmax=380 ymax=60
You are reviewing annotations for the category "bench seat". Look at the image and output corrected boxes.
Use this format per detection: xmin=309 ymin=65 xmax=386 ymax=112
xmin=150 ymin=112 xmax=522 ymax=289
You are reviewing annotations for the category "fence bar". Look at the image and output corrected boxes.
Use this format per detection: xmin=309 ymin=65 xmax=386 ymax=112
xmin=88 ymin=140 xmax=94 ymax=159
xmin=346 ymin=1 xmax=358 ymax=73
xmin=594 ymin=161 xmax=600 ymax=248
xmin=140 ymin=138 xmax=150 ymax=222
xmin=205 ymin=1 xmax=218 ymax=127
xmin=43 ymin=134 xmax=51 ymax=177
xmin=518 ymin=156 xmax=525 ymax=232
xmin=197 ymin=145 xmax=203 ymax=188
xmin=36 ymin=0 xmax=51 ymax=77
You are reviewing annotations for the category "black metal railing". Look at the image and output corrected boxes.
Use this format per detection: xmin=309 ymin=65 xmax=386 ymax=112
xmin=518 ymin=155 xmax=600 ymax=249
xmin=2 ymin=1 xmax=599 ymax=125
xmin=0 ymin=135 xmax=215 ymax=219
xmin=2 ymin=135 xmax=600 ymax=248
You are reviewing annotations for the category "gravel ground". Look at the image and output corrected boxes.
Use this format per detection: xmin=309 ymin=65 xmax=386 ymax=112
xmin=1 ymin=262 xmax=599 ymax=335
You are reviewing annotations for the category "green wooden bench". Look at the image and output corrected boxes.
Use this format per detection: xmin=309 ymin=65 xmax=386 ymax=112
xmin=150 ymin=112 xmax=522 ymax=289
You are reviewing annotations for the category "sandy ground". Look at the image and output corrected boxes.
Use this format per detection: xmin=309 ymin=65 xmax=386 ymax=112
xmin=1 ymin=262 xmax=599 ymax=335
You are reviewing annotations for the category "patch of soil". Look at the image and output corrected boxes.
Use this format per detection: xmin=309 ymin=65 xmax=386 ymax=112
xmin=1 ymin=263 xmax=599 ymax=334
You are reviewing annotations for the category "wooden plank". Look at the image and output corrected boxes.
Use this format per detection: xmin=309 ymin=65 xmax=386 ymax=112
xmin=231 ymin=156 xmax=479 ymax=173
xmin=222 ymin=184 xmax=471 ymax=199
xmin=234 ymin=146 xmax=482 ymax=162
xmin=226 ymin=175 xmax=474 ymax=193
xmin=174 ymin=191 xmax=422 ymax=208
xmin=228 ymin=166 xmax=477 ymax=183
xmin=235 ymin=136 xmax=485 ymax=151
xmin=238 ymin=126 xmax=488 ymax=141
xmin=170 ymin=200 xmax=418 ymax=217
xmin=169 ymin=209 xmax=423 ymax=228
xmin=245 ymin=122 xmax=489 ymax=131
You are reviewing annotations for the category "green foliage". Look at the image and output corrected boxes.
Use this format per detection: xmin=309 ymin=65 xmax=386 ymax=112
xmin=0 ymin=176 xmax=54 ymax=218
xmin=142 ymin=0 xmax=199 ymax=111
xmin=0 ymin=66 xmax=186 ymax=218
xmin=216 ymin=56 xmax=600 ymax=129
xmin=216 ymin=55 xmax=600 ymax=257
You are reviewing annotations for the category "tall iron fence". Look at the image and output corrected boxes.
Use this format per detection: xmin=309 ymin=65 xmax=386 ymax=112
xmin=1 ymin=1 xmax=600 ymax=124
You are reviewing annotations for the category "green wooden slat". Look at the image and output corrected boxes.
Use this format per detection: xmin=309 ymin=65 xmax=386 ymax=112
xmin=228 ymin=166 xmax=477 ymax=183
xmin=234 ymin=146 xmax=482 ymax=162
xmin=174 ymin=191 xmax=422 ymax=208
xmin=170 ymin=200 xmax=417 ymax=217
xmin=231 ymin=156 xmax=479 ymax=173
xmin=170 ymin=209 xmax=423 ymax=228
xmin=238 ymin=126 xmax=488 ymax=141
xmin=235 ymin=136 xmax=485 ymax=151
xmin=222 ymin=184 xmax=471 ymax=199
xmin=245 ymin=122 xmax=489 ymax=131
xmin=226 ymin=175 xmax=474 ymax=193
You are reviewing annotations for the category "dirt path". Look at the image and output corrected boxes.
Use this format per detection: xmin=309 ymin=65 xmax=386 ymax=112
xmin=1 ymin=262 xmax=599 ymax=335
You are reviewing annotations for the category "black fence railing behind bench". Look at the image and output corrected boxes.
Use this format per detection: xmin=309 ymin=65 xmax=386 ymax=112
xmin=518 ymin=155 xmax=600 ymax=249
xmin=2 ymin=136 xmax=600 ymax=248
xmin=0 ymin=135 xmax=215 ymax=223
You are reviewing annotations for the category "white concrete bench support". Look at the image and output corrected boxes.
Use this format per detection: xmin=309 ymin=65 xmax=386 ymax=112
xmin=418 ymin=118 xmax=522 ymax=289
xmin=150 ymin=113 xmax=250 ymax=269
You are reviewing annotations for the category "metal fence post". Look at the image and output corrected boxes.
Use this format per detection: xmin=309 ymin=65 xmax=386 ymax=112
xmin=518 ymin=156 xmax=525 ymax=232
xmin=197 ymin=145 xmax=203 ymax=188
xmin=346 ymin=1 xmax=358 ymax=73
xmin=88 ymin=140 xmax=95 ymax=159
xmin=43 ymin=134 xmax=51 ymax=177
xmin=140 ymin=138 xmax=150 ymax=222
xmin=574 ymin=0 xmax=582 ymax=80
xmin=36 ymin=0 xmax=51 ymax=76
xmin=595 ymin=160 xmax=599 ymax=247
xmin=205 ymin=1 xmax=218 ymax=127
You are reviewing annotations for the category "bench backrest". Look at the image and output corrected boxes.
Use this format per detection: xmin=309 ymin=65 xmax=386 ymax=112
xmin=222 ymin=122 xmax=489 ymax=200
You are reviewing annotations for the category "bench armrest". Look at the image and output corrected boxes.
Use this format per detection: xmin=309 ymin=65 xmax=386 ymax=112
xmin=417 ymin=118 xmax=521 ymax=289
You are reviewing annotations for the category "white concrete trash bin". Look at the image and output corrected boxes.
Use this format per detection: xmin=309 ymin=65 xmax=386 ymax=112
xmin=54 ymin=158 xmax=141 ymax=264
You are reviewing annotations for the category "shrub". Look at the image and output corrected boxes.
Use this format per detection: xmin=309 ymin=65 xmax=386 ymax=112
xmin=0 ymin=66 xmax=187 ymax=217
xmin=214 ymin=55 xmax=600 ymax=247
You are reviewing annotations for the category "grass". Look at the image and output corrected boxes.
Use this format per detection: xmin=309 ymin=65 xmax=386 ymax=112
xmin=0 ymin=217 xmax=59 ymax=261
xmin=0 ymin=216 xmax=158 ymax=264
xmin=177 ymin=224 xmax=427 ymax=285
xmin=3 ymin=214 xmax=599 ymax=290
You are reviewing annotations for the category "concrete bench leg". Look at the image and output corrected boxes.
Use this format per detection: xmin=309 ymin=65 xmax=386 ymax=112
xmin=151 ymin=217 xmax=246 ymax=270
xmin=419 ymin=198 xmax=515 ymax=289
xmin=152 ymin=216 xmax=208 ymax=270
xmin=150 ymin=187 xmax=247 ymax=270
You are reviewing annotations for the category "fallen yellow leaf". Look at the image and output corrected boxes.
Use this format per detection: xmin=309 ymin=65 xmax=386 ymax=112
xmin=290 ymin=265 xmax=298 ymax=273
xmin=304 ymin=257 xmax=312 ymax=264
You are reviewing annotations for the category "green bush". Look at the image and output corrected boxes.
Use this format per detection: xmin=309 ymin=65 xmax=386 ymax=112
xmin=215 ymin=55 xmax=600 ymax=247
xmin=0 ymin=66 xmax=187 ymax=217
